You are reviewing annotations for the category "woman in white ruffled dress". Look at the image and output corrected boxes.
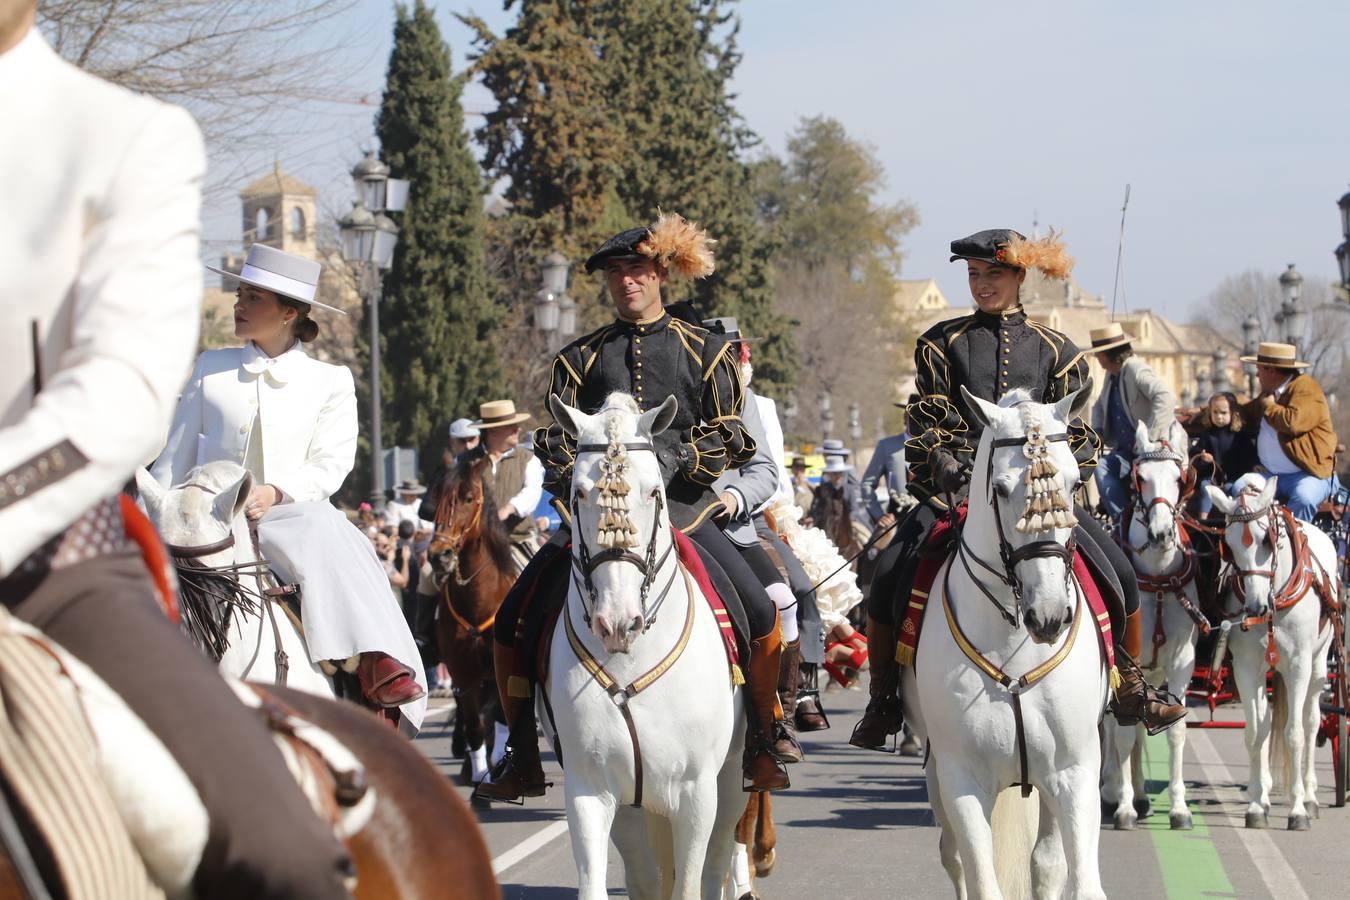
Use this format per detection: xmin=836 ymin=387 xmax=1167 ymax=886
xmin=151 ymin=244 xmax=425 ymax=729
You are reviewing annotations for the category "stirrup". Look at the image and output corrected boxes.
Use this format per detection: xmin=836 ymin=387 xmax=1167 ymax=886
xmin=1142 ymin=686 xmax=1187 ymax=737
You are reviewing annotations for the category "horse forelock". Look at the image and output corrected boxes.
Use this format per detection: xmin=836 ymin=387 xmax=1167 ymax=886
xmin=998 ymin=388 xmax=1036 ymax=409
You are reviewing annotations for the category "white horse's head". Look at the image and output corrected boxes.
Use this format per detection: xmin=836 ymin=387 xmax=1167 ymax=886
xmin=963 ymin=385 xmax=1087 ymax=644
xmin=1205 ymin=474 xmax=1280 ymax=617
xmin=1130 ymin=421 xmax=1189 ymax=550
xmin=136 ymin=462 xmax=253 ymax=569
xmin=550 ymin=392 xmax=679 ymax=654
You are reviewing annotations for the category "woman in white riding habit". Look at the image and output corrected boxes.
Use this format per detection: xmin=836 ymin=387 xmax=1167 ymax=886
xmin=151 ymin=244 xmax=426 ymax=725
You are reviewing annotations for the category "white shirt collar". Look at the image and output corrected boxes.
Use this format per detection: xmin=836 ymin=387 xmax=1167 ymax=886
xmin=240 ymin=340 xmax=306 ymax=386
xmin=0 ymin=28 xmax=48 ymax=81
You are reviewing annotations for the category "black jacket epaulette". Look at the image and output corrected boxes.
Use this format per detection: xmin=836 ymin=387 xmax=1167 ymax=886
xmin=535 ymin=311 xmax=756 ymax=531
xmin=904 ymin=306 xmax=1100 ymax=502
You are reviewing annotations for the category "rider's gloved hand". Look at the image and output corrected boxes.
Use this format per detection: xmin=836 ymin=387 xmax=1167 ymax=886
xmin=932 ymin=449 xmax=966 ymax=494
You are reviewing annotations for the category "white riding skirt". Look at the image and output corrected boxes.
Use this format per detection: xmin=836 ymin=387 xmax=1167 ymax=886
xmin=256 ymin=502 xmax=427 ymax=731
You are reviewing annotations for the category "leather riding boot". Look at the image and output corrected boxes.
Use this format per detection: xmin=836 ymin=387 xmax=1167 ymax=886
xmin=356 ymin=652 xmax=425 ymax=707
xmin=1110 ymin=610 xmax=1187 ymax=734
xmin=794 ymin=663 xmax=830 ymax=732
xmin=744 ymin=628 xmax=791 ymax=792
xmin=773 ymin=639 xmax=805 ymax=763
xmin=475 ymin=642 xmax=547 ymax=802
xmin=849 ymin=617 xmax=904 ymax=751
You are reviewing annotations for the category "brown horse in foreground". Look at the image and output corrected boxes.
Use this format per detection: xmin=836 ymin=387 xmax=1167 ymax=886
xmin=0 ymin=684 xmax=498 ymax=900
xmin=430 ymin=454 xmax=517 ymax=788
xmin=254 ymin=685 xmax=499 ymax=899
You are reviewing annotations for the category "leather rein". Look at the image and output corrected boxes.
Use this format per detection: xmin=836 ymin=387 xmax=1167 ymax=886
xmin=163 ymin=481 xmax=292 ymax=684
xmin=954 ymin=431 xmax=1076 ymax=629
xmin=432 ymin=489 xmax=498 ymax=635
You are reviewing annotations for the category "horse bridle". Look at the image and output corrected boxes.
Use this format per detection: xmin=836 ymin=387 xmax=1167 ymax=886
xmin=163 ymin=481 xmax=291 ymax=682
xmin=569 ymin=441 xmax=677 ymax=631
xmin=955 ymin=432 xmax=1076 ymax=628
xmin=433 ymin=489 xmax=486 ymax=585
xmin=1224 ymin=496 xmax=1283 ymax=611
xmin=1125 ymin=447 xmax=1189 ymax=551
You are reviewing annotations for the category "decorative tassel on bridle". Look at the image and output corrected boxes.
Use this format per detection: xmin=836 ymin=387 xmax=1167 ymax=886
xmin=595 ymin=416 xmax=640 ymax=550
xmin=1015 ymin=423 xmax=1075 ymax=534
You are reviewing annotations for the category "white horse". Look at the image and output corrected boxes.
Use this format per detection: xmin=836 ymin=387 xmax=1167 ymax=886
xmin=1205 ymin=475 xmax=1336 ymax=830
xmin=901 ymin=387 xmax=1110 ymax=900
xmin=1102 ymin=422 xmax=1202 ymax=831
xmin=136 ymin=462 xmax=333 ymax=697
xmin=543 ymin=394 xmax=744 ymax=900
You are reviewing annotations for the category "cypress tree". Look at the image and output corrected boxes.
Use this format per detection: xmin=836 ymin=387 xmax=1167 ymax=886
xmin=597 ymin=0 xmax=795 ymax=394
xmin=373 ymin=1 xmax=502 ymax=483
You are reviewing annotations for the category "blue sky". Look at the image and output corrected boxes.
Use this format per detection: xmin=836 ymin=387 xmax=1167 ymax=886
xmin=203 ymin=1 xmax=1350 ymax=322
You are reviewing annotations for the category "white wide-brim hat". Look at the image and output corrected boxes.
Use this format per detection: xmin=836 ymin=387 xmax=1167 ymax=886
xmin=822 ymin=456 xmax=853 ymax=474
xmin=207 ymin=244 xmax=346 ymax=315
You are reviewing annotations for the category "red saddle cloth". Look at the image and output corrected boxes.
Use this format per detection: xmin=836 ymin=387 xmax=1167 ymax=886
xmin=895 ymin=506 xmax=1114 ymax=672
xmin=670 ymin=528 xmax=742 ymax=675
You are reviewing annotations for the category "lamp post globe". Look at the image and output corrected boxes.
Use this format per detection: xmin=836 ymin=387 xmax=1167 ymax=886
xmin=351 ymin=150 xmax=390 ymax=213
xmin=338 ymin=202 xmax=376 ymax=264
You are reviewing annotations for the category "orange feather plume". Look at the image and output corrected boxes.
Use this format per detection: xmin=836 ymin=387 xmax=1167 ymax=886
xmin=638 ymin=211 xmax=717 ymax=281
xmin=1001 ymin=229 xmax=1075 ymax=280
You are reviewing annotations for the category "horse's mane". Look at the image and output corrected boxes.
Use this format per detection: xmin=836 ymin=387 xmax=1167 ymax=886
xmin=442 ymin=453 xmax=516 ymax=573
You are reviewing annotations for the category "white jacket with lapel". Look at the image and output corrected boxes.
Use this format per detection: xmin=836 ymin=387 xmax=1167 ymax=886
xmin=152 ymin=342 xmax=357 ymax=502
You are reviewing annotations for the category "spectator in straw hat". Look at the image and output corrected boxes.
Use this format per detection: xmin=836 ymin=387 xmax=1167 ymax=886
xmin=1238 ymin=341 xmax=1338 ymax=521
xmin=1088 ymin=322 xmax=1178 ymax=519
xmin=470 ymin=399 xmax=543 ymax=567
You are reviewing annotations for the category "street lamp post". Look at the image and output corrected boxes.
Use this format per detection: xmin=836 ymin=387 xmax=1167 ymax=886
xmin=1195 ymin=368 xmax=1210 ymax=405
xmin=1338 ymin=188 xmax=1350 ymax=290
xmin=783 ymin=391 xmax=798 ymax=440
xmin=847 ymin=402 xmax=862 ymax=455
xmin=818 ymin=391 xmax=833 ymax=443
xmin=533 ymin=252 xmax=577 ymax=340
xmin=1279 ymin=263 xmax=1305 ymax=349
xmin=1210 ymin=346 xmax=1230 ymax=395
xmin=1242 ymin=314 xmax=1260 ymax=397
xmin=340 ymin=151 xmax=408 ymax=512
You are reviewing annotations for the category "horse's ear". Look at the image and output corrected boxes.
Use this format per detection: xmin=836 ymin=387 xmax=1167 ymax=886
xmin=639 ymin=395 xmax=679 ymax=437
xmin=960 ymin=386 xmax=1001 ymax=430
xmin=1204 ymin=484 xmax=1236 ymax=516
xmin=1257 ymin=474 xmax=1278 ymax=509
xmin=213 ymin=470 xmax=253 ymax=524
xmin=1133 ymin=420 xmax=1150 ymax=456
xmin=1051 ymin=383 xmax=1090 ymax=426
xmin=549 ymin=393 xmax=587 ymax=440
xmin=135 ymin=468 xmax=165 ymax=521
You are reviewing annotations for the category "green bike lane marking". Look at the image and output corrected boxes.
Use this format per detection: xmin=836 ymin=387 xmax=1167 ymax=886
xmin=1139 ymin=731 xmax=1236 ymax=899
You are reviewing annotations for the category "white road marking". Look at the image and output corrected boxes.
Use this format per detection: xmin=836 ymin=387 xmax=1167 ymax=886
xmin=1187 ymin=729 xmax=1309 ymax=900
xmin=491 ymin=820 xmax=570 ymax=876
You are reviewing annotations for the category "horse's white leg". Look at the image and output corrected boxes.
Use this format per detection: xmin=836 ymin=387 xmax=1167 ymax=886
xmin=704 ymin=740 xmax=747 ymax=900
xmin=934 ymin=762 xmax=999 ymax=900
xmin=1107 ymin=719 xmax=1137 ymax=830
xmin=611 ymin=807 xmax=661 ymax=900
xmin=1041 ymin=762 xmax=1107 ymax=900
xmin=566 ymin=782 xmax=618 ymax=900
xmin=1031 ymin=789 xmax=1066 ymax=900
xmin=1304 ymin=635 xmax=1330 ymax=820
xmin=1281 ymin=655 xmax=1314 ymax=829
xmin=1165 ymin=633 xmax=1197 ymax=829
xmin=1232 ymin=641 xmax=1272 ymax=827
xmin=1098 ymin=719 xmax=1122 ymax=809
xmin=926 ymin=761 xmax=966 ymax=900
xmin=1130 ymin=724 xmax=1149 ymax=817
xmin=668 ymin=777 xmax=716 ymax=900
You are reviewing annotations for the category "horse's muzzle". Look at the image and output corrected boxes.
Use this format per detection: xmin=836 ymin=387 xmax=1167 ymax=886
xmin=1024 ymin=604 xmax=1072 ymax=644
xmin=593 ymin=613 xmax=644 ymax=654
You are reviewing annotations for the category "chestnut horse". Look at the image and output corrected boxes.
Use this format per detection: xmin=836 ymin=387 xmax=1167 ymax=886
xmin=430 ymin=454 xmax=517 ymax=788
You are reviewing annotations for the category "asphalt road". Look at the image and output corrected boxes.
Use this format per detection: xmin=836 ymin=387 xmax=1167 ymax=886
xmin=416 ymin=677 xmax=1347 ymax=899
